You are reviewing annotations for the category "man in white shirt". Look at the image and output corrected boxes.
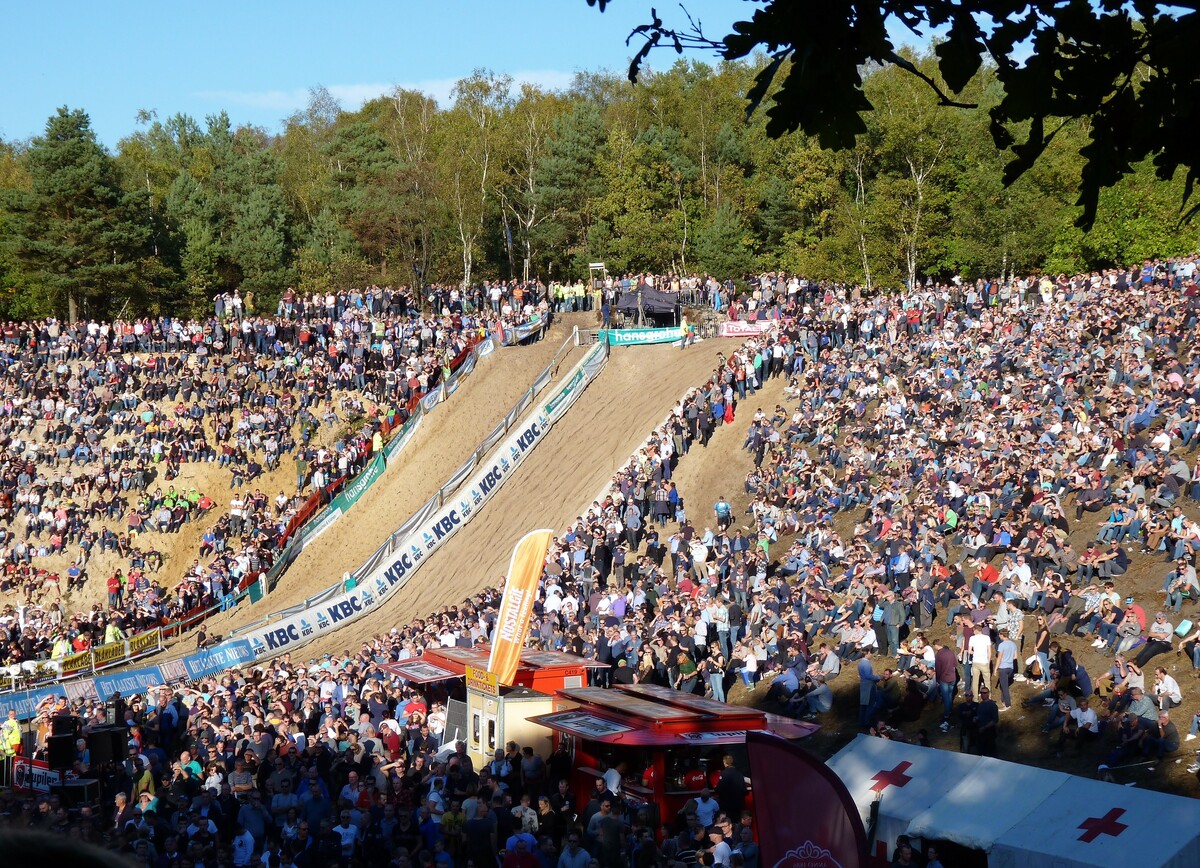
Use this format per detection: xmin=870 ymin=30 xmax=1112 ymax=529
xmin=232 ymin=823 xmax=256 ymax=866
xmin=333 ymin=810 xmax=360 ymax=859
xmin=968 ymin=628 xmax=992 ymax=697
xmin=1057 ymin=697 xmax=1099 ymax=753
xmin=1010 ymin=555 xmax=1033 ymax=587
xmin=602 ymin=761 xmax=624 ymax=798
xmin=1153 ymin=667 xmax=1183 ymax=711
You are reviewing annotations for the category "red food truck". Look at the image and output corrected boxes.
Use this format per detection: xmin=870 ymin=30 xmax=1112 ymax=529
xmin=382 ymin=648 xmax=818 ymax=832
xmin=380 ymin=646 xmax=609 ymax=769
xmin=527 ymin=682 xmax=818 ymax=832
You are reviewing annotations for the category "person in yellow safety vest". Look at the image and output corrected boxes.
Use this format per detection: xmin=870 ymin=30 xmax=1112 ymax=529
xmin=1 ymin=709 xmax=21 ymax=757
xmin=51 ymin=634 xmax=71 ymax=660
xmin=680 ymin=316 xmax=695 ymax=350
xmin=104 ymin=619 xmax=126 ymax=645
xmin=372 ymin=430 xmax=383 ymax=454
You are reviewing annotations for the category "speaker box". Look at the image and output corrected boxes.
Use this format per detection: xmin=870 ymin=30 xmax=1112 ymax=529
xmin=88 ymin=727 xmax=119 ymax=766
xmin=50 ymin=778 xmax=100 ymax=808
xmin=105 ymin=726 xmax=128 ymax=762
xmin=50 ymin=715 xmax=79 ymax=737
xmin=47 ymin=733 xmax=77 ymax=770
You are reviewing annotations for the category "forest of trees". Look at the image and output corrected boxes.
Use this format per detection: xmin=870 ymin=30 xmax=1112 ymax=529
xmin=0 ymin=54 xmax=1197 ymax=320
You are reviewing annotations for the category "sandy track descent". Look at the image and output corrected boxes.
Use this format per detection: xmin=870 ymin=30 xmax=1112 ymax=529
xmin=306 ymin=338 xmax=739 ymax=656
xmin=186 ymin=324 xmax=579 ymax=645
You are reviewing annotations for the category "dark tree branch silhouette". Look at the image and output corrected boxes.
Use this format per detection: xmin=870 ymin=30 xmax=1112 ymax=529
xmin=588 ymin=0 xmax=1200 ymax=228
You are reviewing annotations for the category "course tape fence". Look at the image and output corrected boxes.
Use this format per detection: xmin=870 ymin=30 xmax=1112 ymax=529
xmin=244 ymin=325 xmax=577 ymax=621
xmin=226 ymin=339 xmax=607 ymax=661
xmin=228 ymin=330 xmax=597 ymax=624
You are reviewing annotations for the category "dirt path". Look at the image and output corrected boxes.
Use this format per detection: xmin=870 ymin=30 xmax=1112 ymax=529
xmin=666 ymin=374 xmax=791 ymax=540
xmin=305 ymin=338 xmax=739 ymax=656
xmin=166 ymin=321 xmax=580 ymax=652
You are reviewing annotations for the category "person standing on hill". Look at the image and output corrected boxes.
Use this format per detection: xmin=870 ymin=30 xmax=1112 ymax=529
xmin=624 ymin=501 xmax=642 ymax=551
xmin=858 ymin=650 xmax=880 ymax=727
xmin=935 ymin=640 xmax=958 ymax=732
xmin=968 ymin=622 xmax=993 ymax=698
xmin=714 ymin=497 xmax=733 ymax=532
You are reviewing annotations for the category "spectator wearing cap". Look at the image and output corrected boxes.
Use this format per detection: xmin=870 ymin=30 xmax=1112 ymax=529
xmin=1134 ymin=611 xmax=1175 ymax=667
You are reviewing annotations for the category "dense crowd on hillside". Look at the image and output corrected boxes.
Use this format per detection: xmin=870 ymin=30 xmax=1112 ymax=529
xmin=4 ymin=257 xmax=1200 ymax=868
xmin=0 ymin=284 xmax=551 ymax=671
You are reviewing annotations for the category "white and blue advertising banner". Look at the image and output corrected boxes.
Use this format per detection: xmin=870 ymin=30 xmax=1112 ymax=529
xmin=382 ymin=410 xmax=423 ymax=465
xmin=0 ymin=686 xmax=63 ymax=719
xmin=420 ymin=384 xmax=445 ymax=413
xmin=506 ymin=319 xmax=546 ymax=343
xmin=298 ymin=505 xmax=344 ymax=550
xmin=65 ymin=679 xmax=99 ymax=703
xmin=94 ymin=667 xmax=166 ymax=700
xmin=237 ymin=341 xmax=607 ymax=660
xmin=182 ymin=639 xmax=256 ymax=680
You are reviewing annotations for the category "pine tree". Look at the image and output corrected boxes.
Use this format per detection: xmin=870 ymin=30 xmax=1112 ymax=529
xmin=2 ymin=107 xmax=154 ymax=320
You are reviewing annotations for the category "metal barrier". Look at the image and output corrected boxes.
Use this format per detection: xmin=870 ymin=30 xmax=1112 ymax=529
xmin=346 ymin=329 xmax=578 ymax=586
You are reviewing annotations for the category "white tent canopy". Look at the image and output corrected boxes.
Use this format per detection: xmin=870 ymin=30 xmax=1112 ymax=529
xmin=826 ymin=735 xmax=984 ymax=855
xmin=905 ymin=758 xmax=1069 ymax=850
xmin=989 ymin=775 xmax=1200 ymax=868
xmin=827 ymin=736 xmax=1200 ymax=867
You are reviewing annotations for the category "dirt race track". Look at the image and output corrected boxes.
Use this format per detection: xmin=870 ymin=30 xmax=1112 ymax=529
xmin=302 ymin=337 xmax=739 ymax=657
xmin=165 ymin=320 xmax=580 ymax=656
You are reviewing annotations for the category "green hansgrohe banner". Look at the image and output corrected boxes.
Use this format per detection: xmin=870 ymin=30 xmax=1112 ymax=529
xmin=600 ymin=327 xmax=681 ymax=347
xmin=331 ymin=453 xmax=386 ymax=513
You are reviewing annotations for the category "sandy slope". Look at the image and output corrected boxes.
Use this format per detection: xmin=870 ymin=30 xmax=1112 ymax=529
xmin=304 ymin=337 xmax=740 ymax=656
xmin=168 ymin=321 xmax=581 ymax=649
xmin=666 ymin=373 xmax=791 ymax=539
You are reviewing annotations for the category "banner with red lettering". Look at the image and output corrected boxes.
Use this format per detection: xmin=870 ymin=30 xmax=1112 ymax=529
xmin=487 ymin=529 xmax=553 ymax=686
xmin=12 ymin=757 xmax=62 ymax=795
xmin=718 ymin=320 xmax=774 ymax=338
xmin=746 ymin=731 xmax=869 ymax=868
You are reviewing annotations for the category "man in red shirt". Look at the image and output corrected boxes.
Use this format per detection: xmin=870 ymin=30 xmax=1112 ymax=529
xmin=500 ymin=836 xmax=539 ymax=868
xmin=107 ymin=573 xmax=123 ymax=608
xmin=934 ymin=639 xmax=959 ymax=732
xmin=972 ymin=556 xmax=1001 ymax=600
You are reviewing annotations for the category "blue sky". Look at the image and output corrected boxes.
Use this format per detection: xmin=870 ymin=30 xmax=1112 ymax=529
xmin=4 ymin=1 xmax=937 ymax=149
xmin=2 ymin=1 xmax=764 ymax=147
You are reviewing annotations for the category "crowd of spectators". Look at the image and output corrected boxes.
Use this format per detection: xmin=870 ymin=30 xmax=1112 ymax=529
xmin=0 ymin=283 xmax=551 ymax=671
xmin=4 ymin=258 xmax=1200 ymax=867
